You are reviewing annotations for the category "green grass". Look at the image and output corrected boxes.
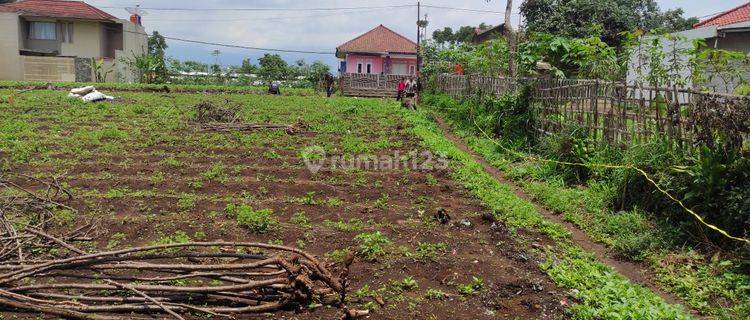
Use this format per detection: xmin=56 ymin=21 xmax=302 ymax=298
xmin=425 ymin=93 xmax=750 ymax=319
xmin=401 ymin=107 xmax=692 ymax=319
xmin=0 ymin=80 xmax=316 ymax=96
xmin=225 ymin=203 xmax=277 ymax=233
xmin=354 ymin=231 xmax=391 ymax=261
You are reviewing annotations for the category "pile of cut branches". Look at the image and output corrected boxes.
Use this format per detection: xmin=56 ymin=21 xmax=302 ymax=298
xmin=0 ymin=173 xmax=356 ymax=319
xmin=194 ymin=100 xmax=240 ymax=123
xmin=193 ymin=100 xmax=309 ymax=135
xmin=0 ymin=242 xmax=346 ymax=319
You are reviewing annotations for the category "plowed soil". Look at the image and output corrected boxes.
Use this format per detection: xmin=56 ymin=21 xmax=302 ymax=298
xmin=0 ymin=90 xmax=568 ymax=319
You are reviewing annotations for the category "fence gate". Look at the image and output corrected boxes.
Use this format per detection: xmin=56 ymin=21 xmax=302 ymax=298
xmin=339 ymin=74 xmax=402 ymax=98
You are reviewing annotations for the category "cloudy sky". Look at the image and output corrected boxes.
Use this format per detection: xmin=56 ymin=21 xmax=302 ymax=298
xmin=86 ymin=0 xmax=748 ymax=68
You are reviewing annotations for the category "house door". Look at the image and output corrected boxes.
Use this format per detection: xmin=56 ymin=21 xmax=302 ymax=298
xmin=392 ymin=63 xmax=407 ymax=75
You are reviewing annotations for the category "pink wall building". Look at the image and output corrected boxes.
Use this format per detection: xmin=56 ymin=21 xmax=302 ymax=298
xmin=336 ymin=25 xmax=418 ymax=76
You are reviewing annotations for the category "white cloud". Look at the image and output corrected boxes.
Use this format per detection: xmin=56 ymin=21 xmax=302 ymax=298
xmin=86 ymin=0 xmax=736 ymax=67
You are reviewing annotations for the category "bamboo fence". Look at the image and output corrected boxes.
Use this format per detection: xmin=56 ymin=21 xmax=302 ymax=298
xmin=339 ymin=74 xmax=404 ymax=98
xmin=433 ymin=74 xmax=750 ymax=150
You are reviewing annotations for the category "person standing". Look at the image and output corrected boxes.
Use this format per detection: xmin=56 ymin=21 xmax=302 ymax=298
xmin=324 ymin=73 xmax=335 ymax=98
xmin=405 ymin=78 xmax=415 ymax=98
xmin=396 ymin=78 xmax=406 ymax=101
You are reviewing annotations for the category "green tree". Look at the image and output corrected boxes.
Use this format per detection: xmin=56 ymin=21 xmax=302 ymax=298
xmin=307 ymin=61 xmax=331 ymax=86
xmin=520 ymin=0 xmax=698 ymax=47
xmin=147 ymin=31 xmax=168 ymax=82
xmin=454 ymin=26 xmax=476 ymax=44
xmin=258 ymin=53 xmax=290 ymax=80
xmin=239 ymin=58 xmax=257 ymax=74
xmin=432 ymin=27 xmax=454 ymax=45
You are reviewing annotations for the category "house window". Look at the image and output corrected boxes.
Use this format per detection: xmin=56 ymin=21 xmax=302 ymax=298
xmin=29 ymin=22 xmax=57 ymax=40
xmin=58 ymin=23 xmax=74 ymax=43
xmin=357 ymin=63 xmax=363 ymax=74
xmin=67 ymin=23 xmax=74 ymax=43
xmin=366 ymin=63 xmax=372 ymax=74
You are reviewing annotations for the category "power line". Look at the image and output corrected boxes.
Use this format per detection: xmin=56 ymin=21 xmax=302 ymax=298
xmin=102 ymin=4 xmax=521 ymax=16
xmin=101 ymin=4 xmax=415 ymax=12
xmin=151 ymin=9 xmax=394 ymax=22
xmin=421 ymin=5 xmax=520 ymax=15
xmin=123 ymin=30 xmax=335 ymax=55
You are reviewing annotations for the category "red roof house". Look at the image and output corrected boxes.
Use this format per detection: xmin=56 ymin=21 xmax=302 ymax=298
xmin=336 ymin=25 xmax=418 ymax=76
xmin=0 ymin=0 xmax=117 ymax=21
xmin=0 ymin=0 xmax=148 ymax=82
xmin=694 ymin=2 xmax=750 ymax=28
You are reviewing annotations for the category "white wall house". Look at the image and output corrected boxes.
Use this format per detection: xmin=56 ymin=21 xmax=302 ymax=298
xmin=0 ymin=0 xmax=148 ymax=82
xmin=627 ymin=3 xmax=750 ymax=94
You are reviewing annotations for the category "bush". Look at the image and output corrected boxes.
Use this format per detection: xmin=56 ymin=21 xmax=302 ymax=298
xmin=425 ymin=89 xmax=533 ymax=145
xmin=610 ymin=141 xmax=750 ymax=248
xmin=225 ymin=204 xmax=277 ymax=233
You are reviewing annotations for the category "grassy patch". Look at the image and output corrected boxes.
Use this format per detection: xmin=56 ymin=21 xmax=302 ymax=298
xmin=402 ymin=107 xmax=692 ymax=319
xmin=225 ymin=203 xmax=278 ymax=233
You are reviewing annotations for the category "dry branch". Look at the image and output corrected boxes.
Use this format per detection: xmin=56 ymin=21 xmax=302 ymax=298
xmin=0 ymin=175 xmax=349 ymax=319
xmin=0 ymin=241 xmax=346 ymax=318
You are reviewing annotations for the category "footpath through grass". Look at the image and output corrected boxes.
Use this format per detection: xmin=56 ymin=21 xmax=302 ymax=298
xmin=401 ymin=109 xmax=692 ymax=319
xmin=421 ymin=93 xmax=749 ymax=319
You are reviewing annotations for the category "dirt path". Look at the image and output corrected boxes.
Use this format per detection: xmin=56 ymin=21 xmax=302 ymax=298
xmin=433 ymin=116 xmax=697 ymax=313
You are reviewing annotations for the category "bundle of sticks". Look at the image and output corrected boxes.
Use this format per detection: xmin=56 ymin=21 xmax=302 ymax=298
xmin=0 ymin=174 xmax=352 ymax=319
xmin=0 ymin=242 xmax=345 ymax=319
xmin=194 ymin=100 xmax=241 ymax=124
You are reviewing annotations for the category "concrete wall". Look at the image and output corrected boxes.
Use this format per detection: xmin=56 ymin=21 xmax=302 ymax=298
xmin=21 ymin=56 xmax=76 ymax=81
xmin=0 ymin=12 xmax=22 ymax=80
xmin=625 ymin=26 xmax=750 ymax=94
xmin=716 ymin=32 xmax=750 ymax=53
xmin=344 ymin=54 xmax=417 ymax=75
xmin=346 ymin=55 xmax=383 ymax=74
xmin=60 ymin=21 xmax=102 ymax=58
xmin=116 ymin=20 xmax=147 ymax=82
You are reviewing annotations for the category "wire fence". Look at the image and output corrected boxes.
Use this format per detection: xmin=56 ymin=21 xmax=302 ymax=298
xmin=433 ymin=73 xmax=750 ymax=151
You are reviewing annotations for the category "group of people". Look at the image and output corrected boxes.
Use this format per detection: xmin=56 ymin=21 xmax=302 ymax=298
xmin=396 ymin=77 xmax=419 ymax=101
xmin=397 ymin=77 xmax=420 ymax=110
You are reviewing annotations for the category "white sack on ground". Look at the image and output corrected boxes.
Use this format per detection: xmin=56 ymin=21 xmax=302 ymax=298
xmin=81 ymin=91 xmax=114 ymax=103
xmin=68 ymin=86 xmax=115 ymax=103
xmin=70 ymin=86 xmax=95 ymax=96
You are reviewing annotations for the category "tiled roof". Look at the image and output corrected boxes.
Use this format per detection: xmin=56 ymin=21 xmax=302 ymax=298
xmin=694 ymin=2 xmax=750 ymax=28
xmin=336 ymin=25 xmax=417 ymax=57
xmin=0 ymin=0 xmax=117 ymax=21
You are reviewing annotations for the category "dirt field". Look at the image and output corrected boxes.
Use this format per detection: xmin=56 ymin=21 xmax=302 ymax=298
xmin=0 ymin=90 xmax=567 ymax=319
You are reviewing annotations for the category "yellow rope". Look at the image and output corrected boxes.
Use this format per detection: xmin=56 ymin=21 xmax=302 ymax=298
xmin=462 ymin=115 xmax=750 ymax=245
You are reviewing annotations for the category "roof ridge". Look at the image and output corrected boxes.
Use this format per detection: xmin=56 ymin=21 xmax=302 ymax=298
xmin=336 ymin=25 xmax=384 ymax=51
xmin=377 ymin=24 xmax=417 ymax=46
xmin=694 ymin=2 xmax=750 ymax=28
xmin=0 ymin=0 xmax=117 ymax=21
xmin=336 ymin=25 xmax=416 ymax=52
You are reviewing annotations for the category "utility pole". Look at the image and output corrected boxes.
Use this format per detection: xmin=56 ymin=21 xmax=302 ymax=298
xmin=504 ymin=0 xmax=516 ymax=77
xmin=416 ymin=1 xmax=421 ymax=76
